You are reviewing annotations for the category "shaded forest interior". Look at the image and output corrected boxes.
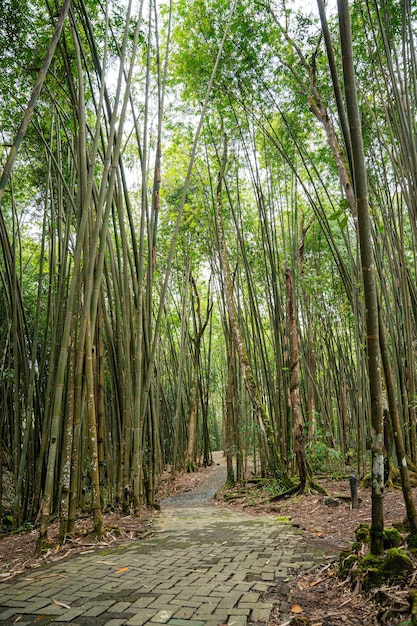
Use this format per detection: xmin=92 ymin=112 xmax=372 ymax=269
xmin=1 ymin=0 xmax=417 ymax=569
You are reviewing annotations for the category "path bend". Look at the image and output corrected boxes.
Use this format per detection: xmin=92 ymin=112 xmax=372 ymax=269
xmin=0 ymin=454 xmax=324 ymax=625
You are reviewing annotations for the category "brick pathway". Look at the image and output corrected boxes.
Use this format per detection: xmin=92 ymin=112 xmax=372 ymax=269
xmin=0 ymin=459 xmax=325 ymax=626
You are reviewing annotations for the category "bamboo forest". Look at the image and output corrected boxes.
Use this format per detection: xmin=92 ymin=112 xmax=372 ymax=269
xmin=2 ymin=0 xmax=417 ymax=576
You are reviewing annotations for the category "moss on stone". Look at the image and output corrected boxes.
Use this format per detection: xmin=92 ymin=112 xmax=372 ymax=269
xmin=355 ymin=553 xmax=384 ymax=591
xmin=383 ymin=527 xmax=402 ymax=549
xmin=355 ymin=522 xmax=370 ymax=544
xmin=351 ymin=548 xmax=413 ymax=591
xmin=380 ymin=548 xmax=413 ymax=583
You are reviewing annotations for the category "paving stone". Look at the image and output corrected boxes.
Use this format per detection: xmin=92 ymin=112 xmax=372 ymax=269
xmin=17 ymin=598 xmax=56 ymax=614
xmin=149 ymin=609 xmax=175 ymax=623
xmin=108 ymin=602 xmax=132 ymax=612
xmin=251 ymin=583 xmax=270 ymax=593
xmin=239 ymin=592 xmax=260 ymax=603
xmin=169 ymin=599 xmax=202 ymax=608
xmin=251 ymin=606 xmax=273 ymax=621
xmin=126 ymin=609 xmax=157 ymax=625
xmin=168 ymin=620 xmax=205 ymax=626
xmin=228 ymin=608 xmax=251 ymax=616
xmin=173 ymin=607 xmax=197 ymax=619
xmin=218 ymin=593 xmax=242 ymax=609
xmin=0 ymin=608 xmax=23 ymax=621
xmin=146 ymin=594 xmax=176 ymax=608
xmin=1 ymin=599 xmax=27 ymax=608
xmin=192 ymin=614 xmax=225 ymax=623
xmin=84 ymin=603 xmax=117 ymax=617
xmin=2 ymin=589 xmax=37 ymax=602
xmin=50 ymin=607 xmax=87 ymax=621
xmin=227 ymin=616 xmax=247 ymax=626
xmin=0 ymin=460 xmax=325 ymax=626
xmin=129 ymin=596 xmax=157 ymax=609
xmin=33 ymin=604 xmax=62 ymax=615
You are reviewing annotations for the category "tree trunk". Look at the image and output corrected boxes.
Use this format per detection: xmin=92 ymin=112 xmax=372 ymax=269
xmin=378 ymin=307 xmax=417 ymax=539
xmin=225 ymin=327 xmax=235 ymax=485
xmin=338 ymin=0 xmax=385 ymax=555
xmin=285 ymin=268 xmax=310 ymax=491
xmin=186 ymin=274 xmax=212 ymax=472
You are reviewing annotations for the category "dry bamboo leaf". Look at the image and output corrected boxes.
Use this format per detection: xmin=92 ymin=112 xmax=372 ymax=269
xmin=309 ymin=577 xmax=325 ymax=587
xmin=52 ymin=598 xmax=71 ymax=609
xmin=340 ymin=580 xmax=360 ymax=607
xmin=116 ymin=567 xmax=129 ymax=573
xmin=12 ymin=617 xmax=22 ymax=624
xmin=290 ymin=604 xmax=303 ymax=614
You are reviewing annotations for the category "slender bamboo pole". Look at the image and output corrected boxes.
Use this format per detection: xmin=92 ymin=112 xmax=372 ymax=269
xmin=338 ymin=0 xmax=385 ymax=555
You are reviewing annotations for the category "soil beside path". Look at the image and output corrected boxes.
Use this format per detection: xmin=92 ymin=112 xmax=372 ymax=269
xmin=0 ymin=455 xmax=325 ymax=626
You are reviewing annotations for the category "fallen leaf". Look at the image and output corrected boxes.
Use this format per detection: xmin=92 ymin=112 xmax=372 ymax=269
xmin=309 ymin=577 xmax=325 ymax=587
xmin=116 ymin=567 xmax=129 ymax=573
xmin=314 ymin=531 xmax=323 ymax=536
xmin=52 ymin=598 xmax=71 ymax=609
xmin=290 ymin=604 xmax=303 ymax=614
xmin=12 ymin=617 xmax=22 ymax=624
xmin=54 ymin=545 xmax=61 ymax=554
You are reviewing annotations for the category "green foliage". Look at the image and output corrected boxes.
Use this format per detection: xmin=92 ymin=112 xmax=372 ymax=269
xmin=171 ymin=0 xmax=273 ymax=105
xmin=307 ymin=436 xmax=342 ymax=474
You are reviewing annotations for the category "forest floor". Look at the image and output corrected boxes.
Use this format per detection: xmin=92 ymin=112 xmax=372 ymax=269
xmin=216 ymin=471 xmax=417 ymax=625
xmin=1 ymin=457 xmax=416 ymax=625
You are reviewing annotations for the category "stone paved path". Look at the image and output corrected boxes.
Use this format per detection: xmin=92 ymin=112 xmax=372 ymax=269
xmin=0 ymin=456 xmax=325 ymax=626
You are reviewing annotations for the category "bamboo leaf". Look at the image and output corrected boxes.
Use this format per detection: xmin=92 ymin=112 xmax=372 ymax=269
xmin=52 ymin=599 xmax=71 ymax=609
